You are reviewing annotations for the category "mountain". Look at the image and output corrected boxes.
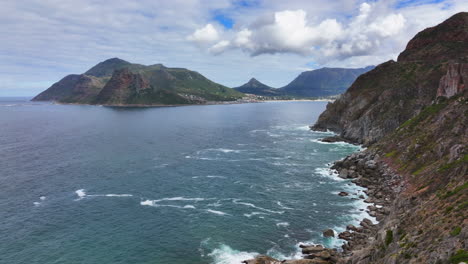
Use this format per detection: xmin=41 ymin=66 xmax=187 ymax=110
xmin=233 ymin=78 xmax=282 ymax=96
xmin=32 ymin=58 xmax=244 ymax=105
xmin=278 ymin=66 xmax=374 ymax=97
xmin=312 ymin=12 xmax=468 ymax=145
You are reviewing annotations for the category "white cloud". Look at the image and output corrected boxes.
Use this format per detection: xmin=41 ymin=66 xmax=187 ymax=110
xmin=187 ymin=24 xmax=220 ymax=46
xmin=191 ymin=3 xmax=407 ymax=63
xmin=1 ymin=0 xmax=467 ymax=96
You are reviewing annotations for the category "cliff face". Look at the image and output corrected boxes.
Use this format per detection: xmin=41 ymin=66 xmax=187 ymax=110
xmin=336 ymin=90 xmax=467 ymax=264
xmin=32 ymin=58 xmax=243 ymax=105
xmin=313 ymin=12 xmax=468 ymax=145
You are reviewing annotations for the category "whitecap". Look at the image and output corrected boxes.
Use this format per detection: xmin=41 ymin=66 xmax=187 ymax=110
xmin=276 ymin=201 xmax=294 ymax=210
xmin=39 ymin=196 xmax=46 ymax=200
xmin=33 ymin=202 xmax=41 ymax=206
xmin=206 ymin=209 xmax=229 ymax=216
xmin=206 ymin=175 xmax=226 ymax=179
xmin=233 ymin=199 xmax=284 ymax=214
xmin=314 ymin=168 xmax=344 ymax=181
xmin=276 ymin=222 xmax=290 ymax=227
xmin=208 ymin=244 xmax=258 ymax=264
xmin=243 ymin=212 xmax=267 ymax=218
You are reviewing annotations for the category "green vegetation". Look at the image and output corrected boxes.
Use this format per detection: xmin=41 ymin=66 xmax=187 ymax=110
xmin=440 ymin=182 xmax=468 ymax=199
xmin=449 ymin=250 xmax=468 ymax=264
xmin=399 ymin=101 xmax=448 ymax=130
xmin=450 ymin=226 xmax=462 ymax=236
xmin=385 ymin=230 xmax=394 ymax=246
xmin=438 ymin=154 xmax=468 ymax=172
xmin=385 ymin=151 xmax=397 ymax=158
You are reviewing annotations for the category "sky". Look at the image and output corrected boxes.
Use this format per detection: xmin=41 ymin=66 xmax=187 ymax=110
xmin=1 ymin=0 xmax=467 ymax=96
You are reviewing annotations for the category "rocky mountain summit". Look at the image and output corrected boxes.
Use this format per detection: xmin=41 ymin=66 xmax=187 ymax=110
xmin=246 ymin=12 xmax=467 ymax=264
xmin=32 ymin=58 xmax=243 ymax=105
xmin=234 ymin=78 xmax=282 ymax=96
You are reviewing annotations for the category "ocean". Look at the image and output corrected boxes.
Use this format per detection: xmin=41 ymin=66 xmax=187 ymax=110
xmin=0 ymin=98 xmax=371 ymax=264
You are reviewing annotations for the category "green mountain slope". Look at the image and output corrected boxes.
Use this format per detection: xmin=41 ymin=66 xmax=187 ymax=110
xmin=32 ymin=58 xmax=243 ymax=105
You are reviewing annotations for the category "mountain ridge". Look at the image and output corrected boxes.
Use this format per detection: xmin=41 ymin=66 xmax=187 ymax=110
xmin=32 ymin=58 xmax=244 ymax=105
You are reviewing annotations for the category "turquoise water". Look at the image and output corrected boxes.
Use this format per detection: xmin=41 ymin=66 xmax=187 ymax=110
xmin=0 ymin=99 xmax=367 ymax=264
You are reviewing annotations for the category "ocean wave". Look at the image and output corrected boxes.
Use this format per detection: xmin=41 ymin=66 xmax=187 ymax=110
xmin=208 ymin=244 xmax=258 ymax=264
xmin=276 ymin=222 xmax=290 ymax=227
xmin=74 ymin=189 xmax=133 ymax=200
xmin=243 ymin=212 xmax=267 ymax=218
xmin=205 ymin=209 xmax=229 ymax=216
xmin=314 ymin=168 xmax=344 ymax=181
xmin=233 ymin=199 xmax=284 ymax=214
xmin=276 ymin=201 xmax=294 ymax=210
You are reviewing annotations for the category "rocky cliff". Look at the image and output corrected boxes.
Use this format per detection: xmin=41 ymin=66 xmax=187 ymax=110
xmin=312 ymin=12 xmax=468 ymax=145
xmin=32 ymin=58 xmax=243 ymax=105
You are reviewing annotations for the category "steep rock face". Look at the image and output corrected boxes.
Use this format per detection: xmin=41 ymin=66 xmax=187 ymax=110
xmin=279 ymin=66 xmax=374 ymax=97
xmin=438 ymin=62 xmax=468 ymax=98
xmin=344 ymin=91 xmax=468 ymax=264
xmin=313 ymin=12 xmax=468 ymax=145
xmin=32 ymin=74 xmax=106 ymax=103
xmin=94 ymin=68 xmax=151 ymax=104
xmin=234 ymin=78 xmax=281 ymax=96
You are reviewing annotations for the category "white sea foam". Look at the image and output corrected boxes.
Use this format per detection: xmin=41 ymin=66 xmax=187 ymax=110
xmin=233 ymin=199 xmax=284 ymax=214
xmin=103 ymin=194 xmax=133 ymax=197
xmin=276 ymin=201 xmax=294 ymax=210
xmin=206 ymin=209 xmax=229 ymax=216
xmin=33 ymin=202 xmax=41 ymax=206
xmin=276 ymin=222 xmax=290 ymax=227
xmin=243 ymin=212 xmax=267 ymax=218
xmin=39 ymin=196 xmax=46 ymax=200
xmin=75 ymin=189 xmax=86 ymax=200
xmin=314 ymin=168 xmax=344 ymax=181
xmin=208 ymin=244 xmax=258 ymax=264
xmin=206 ymin=175 xmax=226 ymax=179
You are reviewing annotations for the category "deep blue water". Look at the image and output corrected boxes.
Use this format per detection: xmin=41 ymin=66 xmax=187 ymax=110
xmin=0 ymin=98 xmax=369 ymax=264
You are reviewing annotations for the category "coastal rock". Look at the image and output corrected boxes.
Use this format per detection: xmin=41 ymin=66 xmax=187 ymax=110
xmin=242 ymin=255 xmax=281 ymax=264
xmin=323 ymin=229 xmax=335 ymax=237
xmin=301 ymin=245 xmax=325 ymax=254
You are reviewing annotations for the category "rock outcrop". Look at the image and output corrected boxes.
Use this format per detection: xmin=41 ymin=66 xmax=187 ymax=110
xmin=437 ymin=62 xmax=468 ymax=98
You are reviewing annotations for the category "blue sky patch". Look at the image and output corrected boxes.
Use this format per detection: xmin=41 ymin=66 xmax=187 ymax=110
xmin=213 ymin=13 xmax=234 ymax=29
xmin=395 ymin=0 xmax=446 ymax=9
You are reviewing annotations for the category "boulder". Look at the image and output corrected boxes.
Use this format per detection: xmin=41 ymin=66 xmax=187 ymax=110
xmin=301 ymin=245 xmax=325 ymax=254
xmin=338 ymin=191 xmax=349 ymax=196
xmin=242 ymin=255 xmax=281 ymax=264
xmin=323 ymin=229 xmax=335 ymax=237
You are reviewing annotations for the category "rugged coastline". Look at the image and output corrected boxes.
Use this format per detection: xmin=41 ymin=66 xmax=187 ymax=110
xmin=243 ymin=147 xmax=403 ymax=264
xmin=244 ymin=12 xmax=467 ymax=264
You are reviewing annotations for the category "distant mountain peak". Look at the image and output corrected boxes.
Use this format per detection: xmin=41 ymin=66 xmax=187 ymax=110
xmin=234 ymin=78 xmax=281 ymax=96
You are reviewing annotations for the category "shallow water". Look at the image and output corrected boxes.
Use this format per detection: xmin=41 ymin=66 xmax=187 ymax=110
xmin=0 ymin=98 xmax=368 ymax=264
